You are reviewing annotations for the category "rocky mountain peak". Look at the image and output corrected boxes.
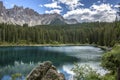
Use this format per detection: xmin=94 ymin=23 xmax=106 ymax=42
xmin=0 ymin=1 xmax=3 ymax=7
xmin=0 ymin=1 xmax=6 ymax=14
xmin=24 ymin=8 xmax=39 ymax=16
xmin=65 ymin=18 xmax=78 ymax=24
xmin=0 ymin=1 xmax=78 ymax=26
xmin=13 ymin=5 xmax=23 ymax=10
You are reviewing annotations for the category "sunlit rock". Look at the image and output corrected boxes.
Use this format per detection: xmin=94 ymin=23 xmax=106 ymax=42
xmin=26 ymin=61 xmax=65 ymax=80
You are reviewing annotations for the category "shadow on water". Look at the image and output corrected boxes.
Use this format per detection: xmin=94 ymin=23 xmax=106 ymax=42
xmin=0 ymin=46 xmax=79 ymax=79
xmin=0 ymin=46 xmax=104 ymax=80
xmin=0 ymin=46 xmax=79 ymax=67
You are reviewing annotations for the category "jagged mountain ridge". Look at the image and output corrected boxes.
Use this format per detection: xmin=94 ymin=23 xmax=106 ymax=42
xmin=0 ymin=1 xmax=78 ymax=26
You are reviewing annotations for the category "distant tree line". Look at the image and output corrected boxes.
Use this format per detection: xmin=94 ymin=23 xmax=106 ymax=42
xmin=0 ymin=21 xmax=120 ymax=46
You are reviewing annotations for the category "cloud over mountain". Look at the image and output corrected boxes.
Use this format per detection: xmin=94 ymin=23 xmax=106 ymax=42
xmin=45 ymin=9 xmax=62 ymax=14
xmin=63 ymin=3 xmax=116 ymax=22
xmin=1 ymin=0 xmax=118 ymax=23
xmin=57 ymin=0 xmax=84 ymax=10
xmin=43 ymin=2 xmax=61 ymax=9
xmin=40 ymin=0 xmax=117 ymax=22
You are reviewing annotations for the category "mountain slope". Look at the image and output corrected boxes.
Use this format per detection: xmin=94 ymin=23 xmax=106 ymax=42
xmin=0 ymin=1 xmax=78 ymax=26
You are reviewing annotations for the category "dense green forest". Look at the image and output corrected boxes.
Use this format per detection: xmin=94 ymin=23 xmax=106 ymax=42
xmin=0 ymin=22 xmax=120 ymax=80
xmin=0 ymin=21 xmax=120 ymax=46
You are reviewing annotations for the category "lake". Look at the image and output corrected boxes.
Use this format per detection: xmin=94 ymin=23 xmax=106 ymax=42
xmin=0 ymin=46 xmax=105 ymax=80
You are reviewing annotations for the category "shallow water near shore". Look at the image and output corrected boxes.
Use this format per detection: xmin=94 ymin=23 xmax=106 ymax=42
xmin=0 ymin=46 xmax=106 ymax=80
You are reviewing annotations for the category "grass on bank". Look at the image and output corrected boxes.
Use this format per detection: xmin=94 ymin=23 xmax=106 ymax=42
xmin=72 ymin=44 xmax=120 ymax=80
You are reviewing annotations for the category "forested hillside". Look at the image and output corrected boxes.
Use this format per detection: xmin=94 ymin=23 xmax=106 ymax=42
xmin=0 ymin=21 xmax=120 ymax=46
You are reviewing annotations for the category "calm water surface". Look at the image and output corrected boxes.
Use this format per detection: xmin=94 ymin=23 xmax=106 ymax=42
xmin=0 ymin=46 xmax=105 ymax=80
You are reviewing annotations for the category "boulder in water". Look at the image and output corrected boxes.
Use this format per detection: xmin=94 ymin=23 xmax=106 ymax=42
xmin=26 ymin=61 xmax=65 ymax=80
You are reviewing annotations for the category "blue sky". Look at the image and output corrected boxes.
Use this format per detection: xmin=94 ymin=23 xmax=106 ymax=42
xmin=0 ymin=0 xmax=120 ymax=22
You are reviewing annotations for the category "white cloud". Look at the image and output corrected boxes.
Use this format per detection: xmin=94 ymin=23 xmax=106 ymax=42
xmin=43 ymin=0 xmax=84 ymax=12
xmin=114 ymin=4 xmax=120 ymax=8
xmin=39 ymin=4 xmax=43 ymax=7
xmin=11 ymin=4 xmax=15 ymax=7
xmin=63 ymin=3 xmax=116 ymax=22
xmin=58 ymin=0 xmax=84 ymax=10
xmin=97 ymin=1 xmax=101 ymax=3
xmin=45 ymin=9 xmax=62 ymax=14
xmin=90 ymin=3 xmax=113 ymax=11
xmin=43 ymin=2 xmax=61 ymax=9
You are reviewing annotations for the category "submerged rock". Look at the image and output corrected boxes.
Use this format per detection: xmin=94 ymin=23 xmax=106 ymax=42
xmin=26 ymin=61 xmax=65 ymax=80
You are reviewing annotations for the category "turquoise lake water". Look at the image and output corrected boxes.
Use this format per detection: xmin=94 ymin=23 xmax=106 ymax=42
xmin=0 ymin=46 xmax=105 ymax=80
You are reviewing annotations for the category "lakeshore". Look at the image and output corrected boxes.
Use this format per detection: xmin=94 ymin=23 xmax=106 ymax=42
xmin=0 ymin=44 xmax=111 ymax=52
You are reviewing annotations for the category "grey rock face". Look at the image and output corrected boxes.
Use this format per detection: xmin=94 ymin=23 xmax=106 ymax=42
xmin=0 ymin=1 xmax=5 ymax=15
xmin=26 ymin=61 xmax=65 ymax=80
xmin=0 ymin=1 xmax=78 ymax=26
xmin=65 ymin=19 xmax=78 ymax=24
